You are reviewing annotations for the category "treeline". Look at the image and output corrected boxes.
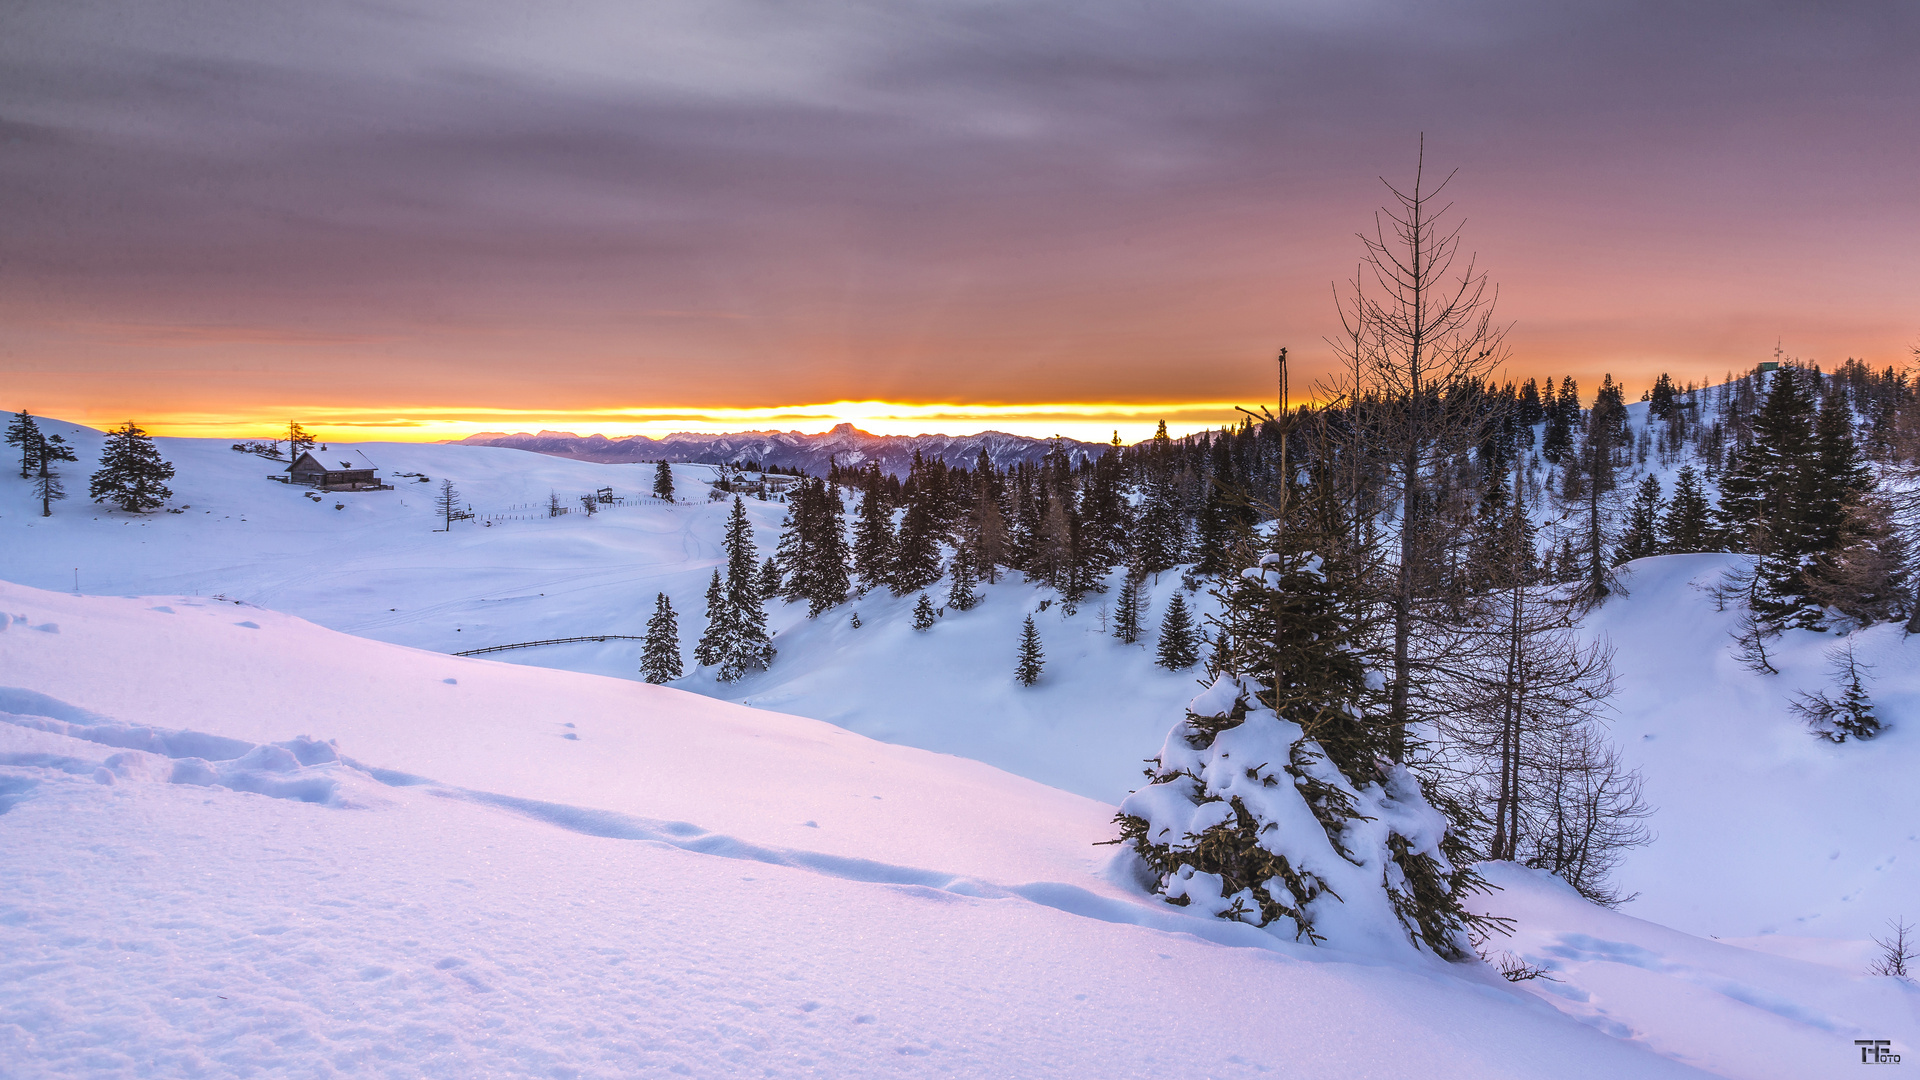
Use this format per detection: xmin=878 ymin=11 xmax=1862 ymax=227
xmin=6 ymin=411 xmax=176 ymax=516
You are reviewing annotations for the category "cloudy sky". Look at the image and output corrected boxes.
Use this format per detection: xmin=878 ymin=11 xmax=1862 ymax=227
xmin=1 ymin=0 xmax=1914 ymax=440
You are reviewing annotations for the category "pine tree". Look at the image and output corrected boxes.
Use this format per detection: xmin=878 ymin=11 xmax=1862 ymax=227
xmin=653 ymin=461 xmax=675 ymax=501
xmin=1613 ymin=475 xmax=1664 ymax=563
xmin=1112 ymin=570 xmax=1144 ymax=644
xmin=891 ymin=491 xmax=943 ymax=595
xmin=1541 ymin=377 xmax=1576 ymax=464
xmin=640 ymin=592 xmax=684 ymax=683
xmin=1015 ymin=615 xmax=1044 ymax=686
xmin=1154 ymin=592 xmax=1198 ymax=669
xmin=849 ymin=611 xmax=862 ymax=629
xmin=716 ymin=497 xmax=776 ymax=681
xmin=1660 ymin=465 xmax=1713 ymax=553
xmin=851 ymin=469 xmax=896 ymax=593
xmin=694 ymin=570 xmax=728 ymax=668
xmin=1716 ymin=366 xmax=1829 ymax=629
xmin=31 ymin=432 xmax=77 ymax=517
xmin=912 ymin=593 xmax=936 ymax=631
xmin=1135 ymin=470 xmax=1184 ymax=575
xmin=88 ymin=422 xmax=174 ymax=513
xmin=286 ymin=421 xmax=315 ymax=458
xmin=945 ymin=545 xmax=979 ymax=611
xmin=758 ymin=556 xmax=782 ymax=602
xmin=6 ymin=409 xmax=42 ymax=478
xmin=1791 ymin=643 xmax=1881 ymax=742
xmin=1647 ymin=372 xmax=1677 ymax=420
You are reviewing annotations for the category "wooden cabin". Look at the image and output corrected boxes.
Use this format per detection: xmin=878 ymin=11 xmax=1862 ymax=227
xmin=287 ymin=451 xmax=385 ymax=491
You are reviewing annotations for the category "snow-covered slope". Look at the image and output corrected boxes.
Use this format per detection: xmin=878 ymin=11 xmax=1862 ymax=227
xmin=0 ymin=580 xmax=1717 ymax=1079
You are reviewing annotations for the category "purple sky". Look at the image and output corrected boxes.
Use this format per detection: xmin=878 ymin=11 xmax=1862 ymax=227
xmin=2 ymin=0 xmax=1915 ymax=439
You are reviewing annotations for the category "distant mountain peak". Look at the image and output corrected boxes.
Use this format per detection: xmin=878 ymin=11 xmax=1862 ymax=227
xmin=455 ymin=426 xmax=1111 ymax=476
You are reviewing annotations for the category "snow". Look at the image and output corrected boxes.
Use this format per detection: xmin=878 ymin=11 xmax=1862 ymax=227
xmin=4 ymin=419 xmax=1918 ymax=1074
xmin=0 ymin=580 xmax=1711 ymax=1079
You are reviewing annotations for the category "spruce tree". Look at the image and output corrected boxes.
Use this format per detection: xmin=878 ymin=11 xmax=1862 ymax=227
xmin=1660 ymin=465 xmax=1713 ymax=553
xmin=1613 ymin=475 xmax=1664 ymax=563
xmin=694 ymin=569 xmax=728 ymax=668
xmin=88 ymin=422 xmax=174 ymax=513
xmin=912 ymin=593 xmax=936 ymax=631
xmin=945 ymin=545 xmax=979 ymax=611
xmin=1154 ymin=592 xmax=1198 ymax=669
xmin=717 ymin=497 xmax=776 ymax=681
xmin=1112 ymin=570 xmax=1144 ymax=644
xmin=653 ymin=461 xmax=675 ymax=501
xmin=1117 ymin=531 xmax=1490 ymax=957
xmin=891 ymin=491 xmax=942 ymax=595
xmin=1716 ymin=366 xmax=1829 ymax=629
xmin=6 ymin=409 xmax=42 ymax=478
xmin=758 ymin=556 xmax=782 ymax=602
xmin=640 ymin=593 xmax=684 ymax=683
xmin=1015 ymin=615 xmax=1044 ymax=686
xmin=851 ymin=469 xmax=896 ymax=593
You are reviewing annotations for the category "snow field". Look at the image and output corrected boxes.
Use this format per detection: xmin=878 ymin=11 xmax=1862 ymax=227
xmin=0 ymin=581 xmax=1711 ymax=1079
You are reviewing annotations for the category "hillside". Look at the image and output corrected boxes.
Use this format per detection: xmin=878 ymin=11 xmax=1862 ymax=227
xmin=0 ymin=580 xmax=1724 ymax=1079
xmin=5 ymin=420 xmax=1920 ymax=1075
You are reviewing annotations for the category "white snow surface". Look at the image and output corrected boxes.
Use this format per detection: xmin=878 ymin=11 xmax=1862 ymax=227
xmin=0 ymin=579 xmax=1716 ymax=1079
xmin=4 ymin=422 xmax=1919 ymax=1074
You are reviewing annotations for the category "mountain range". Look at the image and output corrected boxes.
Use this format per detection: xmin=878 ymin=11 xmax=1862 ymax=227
xmin=453 ymin=423 xmax=1115 ymax=476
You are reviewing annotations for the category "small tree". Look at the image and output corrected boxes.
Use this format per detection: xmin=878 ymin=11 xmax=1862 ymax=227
xmin=758 ymin=556 xmax=782 ymax=601
xmin=1155 ymin=592 xmax=1199 ymax=669
xmin=641 ymin=593 xmax=683 ymax=683
xmin=946 ymin=546 xmax=979 ymax=611
xmin=1791 ymin=643 xmax=1881 ymax=742
xmin=547 ymin=490 xmax=565 ymax=518
xmin=912 ymin=593 xmax=937 ymax=631
xmin=1112 ymin=572 xmax=1144 ymax=644
xmin=653 ymin=461 xmax=675 ymax=502
xmin=287 ymin=421 xmax=315 ymax=458
xmin=32 ymin=433 xmax=76 ymax=517
xmin=1015 ymin=615 xmax=1045 ymax=686
xmin=850 ymin=611 xmax=862 ymax=629
xmin=694 ymin=570 xmax=729 ymax=668
xmin=578 ymin=494 xmax=598 ymax=517
xmin=6 ymin=409 xmax=42 ymax=478
xmin=1660 ymin=465 xmax=1713 ymax=554
xmin=1613 ymin=475 xmax=1664 ymax=563
xmin=88 ymin=422 xmax=174 ymax=513
xmin=436 ymin=479 xmax=462 ymax=530
xmin=1869 ymin=919 xmax=1916 ymax=977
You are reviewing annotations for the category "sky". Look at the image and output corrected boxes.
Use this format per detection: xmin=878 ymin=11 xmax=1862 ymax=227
xmin=1 ymin=0 xmax=1915 ymax=443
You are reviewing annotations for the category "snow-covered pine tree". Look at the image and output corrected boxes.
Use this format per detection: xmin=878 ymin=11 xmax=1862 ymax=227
xmin=849 ymin=611 xmax=861 ymax=629
xmin=1015 ymin=615 xmax=1044 ymax=686
xmin=1135 ymin=470 xmax=1185 ymax=576
xmin=912 ymin=593 xmax=936 ymax=631
xmin=1112 ymin=569 xmax=1143 ymax=644
xmin=653 ymin=461 xmax=675 ymax=501
xmin=1154 ymin=592 xmax=1198 ymax=669
xmin=714 ymin=497 xmax=775 ymax=681
xmin=1117 ymin=535 xmax=1493 ymax=959
xmin=694 ymin=569 xmax=728 ymax=668
xmin=640 ymin=593 xmax=683 ymax=683
xmin=1791 ymin=643 xmax=1881 ymax=742
xmin=758 ymin=557 xmax=782 ymax=603
xmin=945 ymin=545 xmax=979 ymax=611
xmin=6 ymin=409 xmax=42 ymax=478
xmin=1660 ymin=465 xmax=1713 ymax=553
xmin=1613 ymin=475 xmax=1664 ymax=563
xmin=88 ymin=422 xmax=174 ymax=513
xmin=1716 ymin=365 xmax=1829 ymax=630
xmin=891 ymin=490 xmax=942 ymax=595
xmin=851 ymin=468 xmax=896 ymax=594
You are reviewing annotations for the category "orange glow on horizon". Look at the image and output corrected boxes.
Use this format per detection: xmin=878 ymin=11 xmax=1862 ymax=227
xmin=99 ymin=400 xmax=1296 ymax=446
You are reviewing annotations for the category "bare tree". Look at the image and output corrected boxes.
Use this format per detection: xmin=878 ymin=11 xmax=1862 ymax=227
xmin=1870 ymin=919 xmax=1915 ymax=977
xmin=436 ymin=479 xmax=461 ymax=531
xmin=1325 ymin=136 xmax=1510 ymax=760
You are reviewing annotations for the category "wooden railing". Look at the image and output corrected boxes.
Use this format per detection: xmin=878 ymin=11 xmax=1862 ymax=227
xmin=453 ymin=635 xmax=645 ymax=657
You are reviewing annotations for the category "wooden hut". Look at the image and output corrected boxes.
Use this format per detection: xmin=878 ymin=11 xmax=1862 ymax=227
xmin=287 ymin=451 xmax=385 ymax=491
